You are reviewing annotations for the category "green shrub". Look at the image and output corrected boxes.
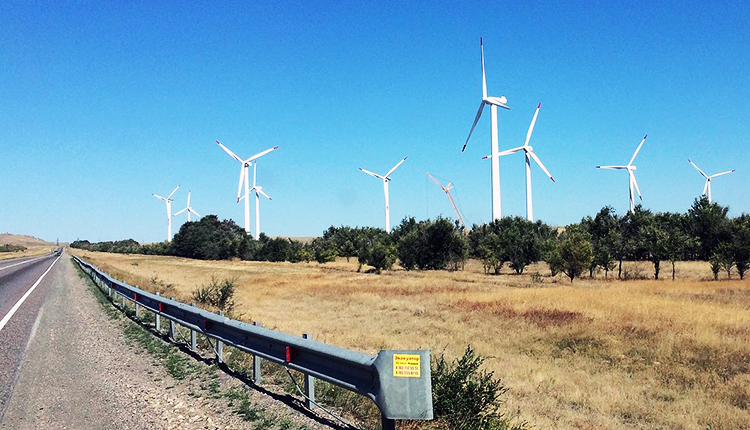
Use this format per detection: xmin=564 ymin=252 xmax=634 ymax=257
xmin=431 ymin=346 xmax=524 ymax=430
xmin=192 ymin=275 xmax=237 ymax=312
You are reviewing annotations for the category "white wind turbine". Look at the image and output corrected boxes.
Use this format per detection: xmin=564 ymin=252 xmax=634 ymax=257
xmin=462 ymin=37 xmax=511 ymax=221
xmin=484 ymin=102 xmax=555 ymax=221
xmin=359 ymin=157 xmax=407 ymax=233
xmin=248 ymin=161 xmax=272 ymax=240
xmin=215 ymin=140 xmax=279 ymax=237
xmin=688 ymin=159 xmax=735 ymax=203
xmin=152 ymin=185 xmax=179 ymax=242
xmin=174 ymin=191 xmax=201 ymax=222
xmin=596 ymin=135 xmax=648 ymax=213
xmin=426 ymin=173 xmax=467 ymax=232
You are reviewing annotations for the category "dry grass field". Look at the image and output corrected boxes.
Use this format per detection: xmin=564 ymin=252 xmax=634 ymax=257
xmin=70 ymin=249 xmax=750 ymax=429
xmin=0 ymin=246 xmax=55 ymax=260
xmin=0 ymin=234 xmax=55 ymax=260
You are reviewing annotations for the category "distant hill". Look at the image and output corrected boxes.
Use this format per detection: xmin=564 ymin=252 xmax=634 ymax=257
xmin=0 ymin=234 xmax=53 ymax=247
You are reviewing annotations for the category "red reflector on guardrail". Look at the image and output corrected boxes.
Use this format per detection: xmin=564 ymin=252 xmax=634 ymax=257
xmin=286 ymin=346 xmax=297 ymax=362
xmin=158 ymin=303 xmax=164 ymax=312
xmin=133 ymin=293 xmax=138 ymax=301
xmin=204 ymin=320 xmax=212 ymax=330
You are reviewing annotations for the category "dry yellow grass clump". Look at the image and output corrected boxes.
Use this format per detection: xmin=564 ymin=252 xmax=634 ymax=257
xmin=70 ymin=250 xmax=750 ymax=429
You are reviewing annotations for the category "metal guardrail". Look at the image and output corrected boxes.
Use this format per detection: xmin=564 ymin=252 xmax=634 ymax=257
xmin=72 ymin=255 xmax=433 ymax=429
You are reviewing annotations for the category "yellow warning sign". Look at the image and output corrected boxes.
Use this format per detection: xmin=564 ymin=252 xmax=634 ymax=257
xmin=393 ymin=354 xmax=421 ymax=377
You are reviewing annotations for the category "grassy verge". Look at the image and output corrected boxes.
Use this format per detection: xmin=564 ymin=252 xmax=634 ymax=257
xmin=73 ymin=258 xmax=313 ymax=429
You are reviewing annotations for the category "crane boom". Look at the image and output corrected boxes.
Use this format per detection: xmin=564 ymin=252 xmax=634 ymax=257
xmin=426 ymin=173 xmax=468 ymax=232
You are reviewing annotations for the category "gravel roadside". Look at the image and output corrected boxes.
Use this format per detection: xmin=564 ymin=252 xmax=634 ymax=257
xmin=1 ymin=256 xmax=341 ymax=430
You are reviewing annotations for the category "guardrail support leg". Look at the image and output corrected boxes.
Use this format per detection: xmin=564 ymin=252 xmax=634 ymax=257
xmin=381 ymin=415 xmax=396 ymax=430
xmin=252 ymin=321 xmax=262 ymax=384
xmin=155 ymin=292 xmax=161 ymax=332
xmin=190 ymin=302 xmax=197 ymax=351
xmin=121 ymin=294 xmax=127 ymax=310
xmin=303 ymin=333 xmax=315 ymax=410
xmin=135 ymin=302 xmax=140 ymax=319
xmin=216 ymin=311 xmax=224 ymax=364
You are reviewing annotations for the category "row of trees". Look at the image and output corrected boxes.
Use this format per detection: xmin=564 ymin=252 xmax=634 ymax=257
xmin=0 ymin=244 xmax=27 ymax=252
xmin=71 ymin=198 xmax=749 ymax=281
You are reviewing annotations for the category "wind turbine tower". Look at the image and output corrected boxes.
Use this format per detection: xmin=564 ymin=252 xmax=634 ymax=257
xmin=215 ymin=141 xmax=278 ymax=238
xmin=596 ymin=135 xmax=648 ymax=213
xmin=688 ymin=159 xmax=735 ymax=203
xmin=462 ymin=37 xmax=511 ymax=221
xmin=485 ymin=102 xmax=555 ymax=221
xmin=152 ymin=185 xmax=180 ymax=241
xmin=359 ymin=157 xmax=407 ymax=233
xmin=426 ymin=173 xmax=467 ymax=231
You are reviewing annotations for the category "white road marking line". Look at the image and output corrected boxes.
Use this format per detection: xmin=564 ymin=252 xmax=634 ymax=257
xmin=0 ymin=256 xmax=47 ymax=272
xmin=0 ymin=254 xmax=62 ymax=333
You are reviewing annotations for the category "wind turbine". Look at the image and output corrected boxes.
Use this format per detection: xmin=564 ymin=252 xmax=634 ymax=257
xmin=462 ymin=37 xmax=511 ymax=221
xmin=215 ymin=141 xmax=278 ymax=237
xmin=426 ymin=173 xmax=467 ymax=232
xmin=687 ymin=159 xmax=735 ymax=203
xmin=174 ymin=191 xmax=201 ymax=222
xmin=596 ymin=135 xmax=648 ymax=213
xmin=152 ymin=185 xmax=179 ymax=241
xmin=484 ymin=102 xmax=555 ymax=221
xmin=248 ymin=161 xmax=272 ymax=240
xmin=359 ymin=157 xmax=407 ymax=233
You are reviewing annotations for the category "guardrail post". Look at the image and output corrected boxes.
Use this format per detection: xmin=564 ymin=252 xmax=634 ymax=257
xmin=134 ymin=289 xmax=140 ymax=319
xmin=303 ymin=333 xmax=315 ymax=410
xmin=252 ymin=321 xmax=262 ymax=384
xmin=155 ymin=292 xmax=161 ymax=332
xmin=216 ymin=311 xmax=224 ymax=364
xmin=190 ymin=302 xmax=197 ymax=351
xmin=121 ymin=294 xmax=127 ymax=310
xmin=169 ymin=297 xmax=176 ymax=341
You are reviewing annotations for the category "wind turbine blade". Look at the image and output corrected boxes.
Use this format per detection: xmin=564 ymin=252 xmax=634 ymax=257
xmin=627 ymin=135 xmax=648 ymax=166
xmin=187 ymin=191 xmax=191 ymax=207
xmin=174 ymin=208 xmax=187 ymax=216
xmin=216 ymin=140 xmax=243 ymax=163
xmin=386 ymin=157 xmax=407 ymax=178
xmin=245 ymin=146 xmax=279 ymax=163
xmin=702 ymin=180 xmax=709 ymax=196
xmin=359 ymin=168 xmax=384 ymax=180
xmin=257 ymin=188 xmax=272 ymax=200
xmin=188 ymin=208 xmax=201 ymax=218
xmin=462 ymin=102 xmax=486 ymax=152
xmin=237 ymin=164 xmax=245 ymax=202
xmin=167 ymin=185 xmax=180 ymax=200
xmin=596 ymin=165 xmax=626 ymax=170
xmin=630 ymin=171 xmax=643 ymax=200
xmin=688 ymin=158 xmax=708 ymax=178
xmin=524 ymin=102 xmax=541 ymax=148
xmin=496 ymin=146 xmax=525 ymax=157
xmin=710 ymin=169 xmax=736 ymax=178
xmin=529 ymin=151 xmax=555 ymax=182
xmin=152 ymin=194 xmax=166 ymax=201
xmin=480 ymin=37 xmax=487 ymax=100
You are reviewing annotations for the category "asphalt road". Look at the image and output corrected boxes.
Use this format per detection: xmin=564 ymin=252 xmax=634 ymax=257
xmin=0 ymin=252 xmax=61 ymax=419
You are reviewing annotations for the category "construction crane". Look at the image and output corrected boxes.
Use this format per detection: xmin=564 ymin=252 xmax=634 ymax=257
xmin=426 ymin=172 xmax=468 ymax=233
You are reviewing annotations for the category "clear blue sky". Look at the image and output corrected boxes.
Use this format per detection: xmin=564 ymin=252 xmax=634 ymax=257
xmin=2 ymin=1 xmax=749 ymax=243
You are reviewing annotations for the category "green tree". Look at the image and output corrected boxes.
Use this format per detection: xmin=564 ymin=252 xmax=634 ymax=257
xmin=559 ymin=224 xmax=593 ymax=283
xmin=732 ymin=216 xmax=750 ymax=280
xmin=687 ymin=197 xmax=730 ymax=260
